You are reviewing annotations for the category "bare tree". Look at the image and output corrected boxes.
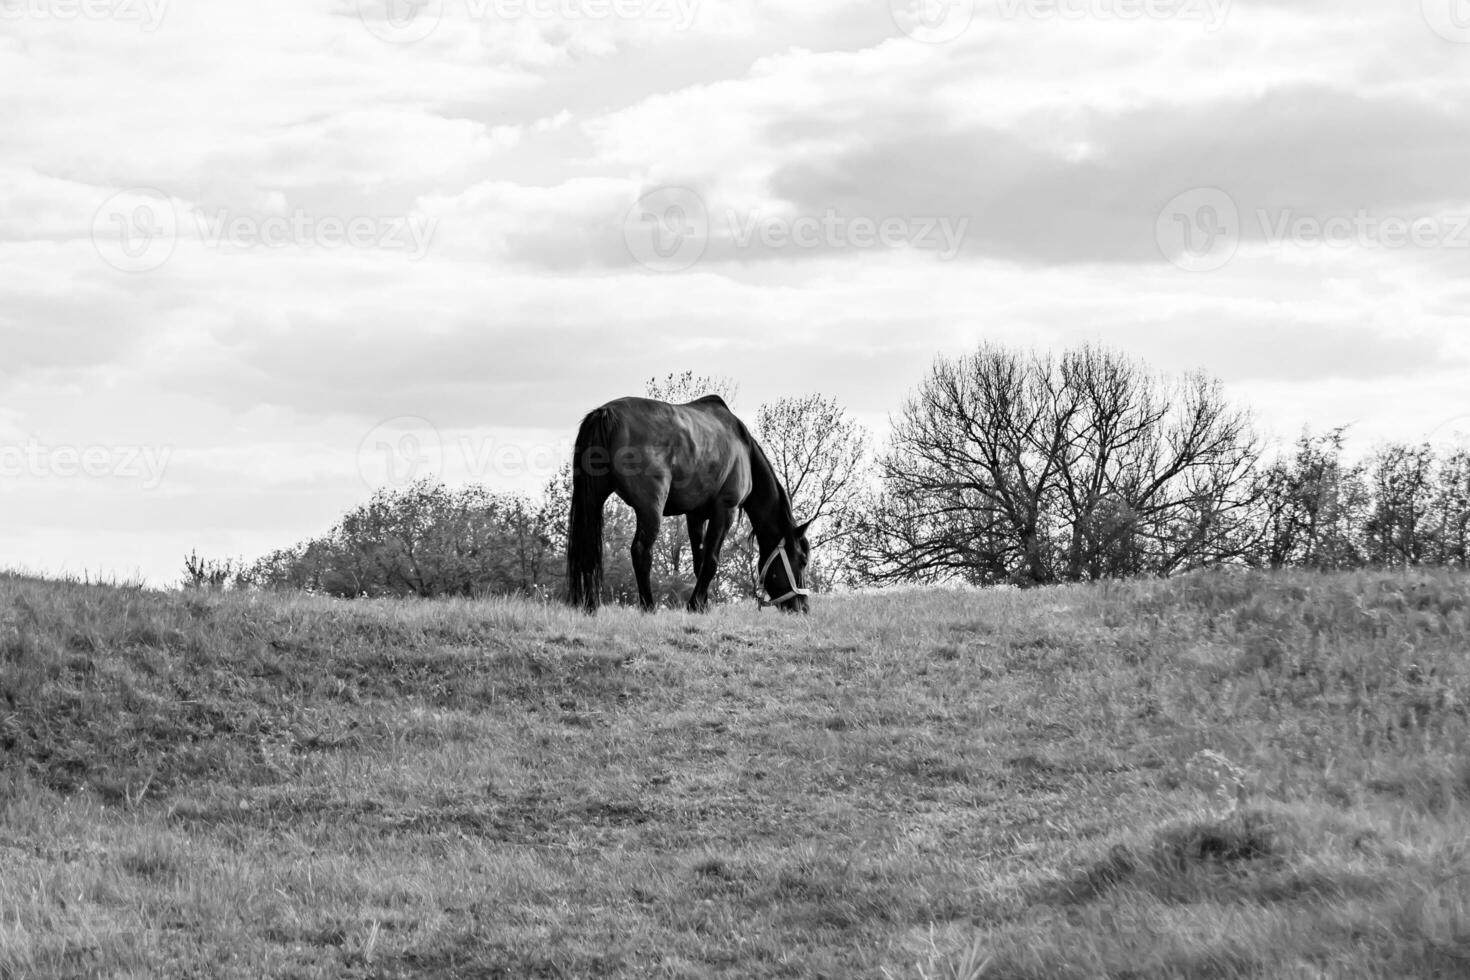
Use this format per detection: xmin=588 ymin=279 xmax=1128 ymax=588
xmin=855 ymin=343 xmax=1261 ymax=586
xmin=1061 ymin=359 xmax=1260 ymax=578
xmin=855 ymin=345 xmax=1082 ymax=584
xmin=644 ymin=371 xmax=739 ymax=408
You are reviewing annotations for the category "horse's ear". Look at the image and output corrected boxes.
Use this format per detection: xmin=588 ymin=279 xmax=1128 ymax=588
xmin=796 ymin=518 xmax=813 ymax=538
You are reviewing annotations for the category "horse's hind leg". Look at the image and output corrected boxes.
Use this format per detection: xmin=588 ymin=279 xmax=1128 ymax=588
xmin=630 ymin=503 xmax=663 ymax=611
xmin=686 ymin=515 xmax=707 ymax=577
xmin=688 ymin=507 xmax=735 ymax=612
xmin=685 ymin=515 xmax=708 ymax=612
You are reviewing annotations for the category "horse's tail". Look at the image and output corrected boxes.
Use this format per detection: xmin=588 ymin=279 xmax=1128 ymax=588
xmin=566 ymin=407 xmax=614 ymax=611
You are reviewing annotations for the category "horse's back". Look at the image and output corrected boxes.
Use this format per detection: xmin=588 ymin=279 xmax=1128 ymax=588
xmin=594 ymin=395 xmax=751 ymax=512
xmin=687 ymin=394 xmax=729 ymax=409
xmin=599 ymin=393 xmax=728 ymax=415
xmin=600 ymin=395 xmax=740 ymax=438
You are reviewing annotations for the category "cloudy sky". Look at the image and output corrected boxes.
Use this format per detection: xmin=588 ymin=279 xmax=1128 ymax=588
xmin=3 ymin=0 xmax=1469 ymax=586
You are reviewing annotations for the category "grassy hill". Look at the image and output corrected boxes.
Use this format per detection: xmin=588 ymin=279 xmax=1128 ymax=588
xmin=2 ymin=568 xmax=1469 ymax=978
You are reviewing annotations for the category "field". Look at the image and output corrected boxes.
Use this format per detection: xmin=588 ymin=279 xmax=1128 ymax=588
xmin=2 ymin=569 xmax=1469 ymax=978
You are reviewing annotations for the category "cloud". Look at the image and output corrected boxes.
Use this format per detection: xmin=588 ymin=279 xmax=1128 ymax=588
xmin=767 ymin=86 xmax=1470 ymax=266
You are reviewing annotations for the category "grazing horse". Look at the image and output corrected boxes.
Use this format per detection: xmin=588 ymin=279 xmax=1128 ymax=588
xmin=565 ymin=395 xmax=812 ymax=613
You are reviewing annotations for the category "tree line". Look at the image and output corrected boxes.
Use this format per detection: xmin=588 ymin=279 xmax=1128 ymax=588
xmin=194 ymin=349 xmax=1469 ymax=599
xmin=847 ymin=345 xmax=1467 ymax=585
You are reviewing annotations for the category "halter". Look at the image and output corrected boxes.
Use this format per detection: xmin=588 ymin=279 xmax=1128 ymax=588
xmin=755 ymin=544 xmax=810 ymax=608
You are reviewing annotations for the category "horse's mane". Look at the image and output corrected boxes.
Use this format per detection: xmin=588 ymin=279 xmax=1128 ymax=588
xmin=682 ymin=395 xmax=795 ymax=532
xmin=736 ymin=420 xmax=797 ymax=531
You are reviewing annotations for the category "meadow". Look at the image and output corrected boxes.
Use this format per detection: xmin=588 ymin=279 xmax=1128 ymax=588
xmin=2 ymin=568 xmax=1469 ymax=978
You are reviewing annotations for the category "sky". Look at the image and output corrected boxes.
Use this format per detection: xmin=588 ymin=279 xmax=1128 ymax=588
xmin=3 ymin=0 xmax=1469 ymax=587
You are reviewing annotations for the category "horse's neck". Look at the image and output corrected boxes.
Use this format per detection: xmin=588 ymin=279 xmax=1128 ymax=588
xmin=742 ymin=444 xmax=787 ymax=546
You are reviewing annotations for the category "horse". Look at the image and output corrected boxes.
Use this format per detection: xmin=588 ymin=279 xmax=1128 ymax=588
xmin=565 ymin=395 xmax=812 ymax=613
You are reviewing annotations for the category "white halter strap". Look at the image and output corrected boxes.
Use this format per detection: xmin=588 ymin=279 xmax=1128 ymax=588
xmin=756 ymin=544 xmax=809 ymax=607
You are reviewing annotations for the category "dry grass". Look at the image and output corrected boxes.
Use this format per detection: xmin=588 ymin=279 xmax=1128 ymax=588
xmin=1 ymin=568 xmax=1468 ymax=978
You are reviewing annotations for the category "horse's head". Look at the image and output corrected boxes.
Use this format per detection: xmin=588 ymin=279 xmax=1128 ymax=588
xmin=759 ymin=518 xmax=812 ymax=613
